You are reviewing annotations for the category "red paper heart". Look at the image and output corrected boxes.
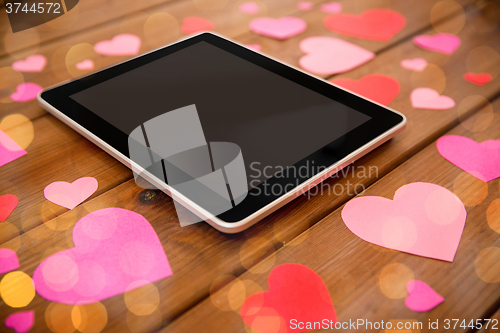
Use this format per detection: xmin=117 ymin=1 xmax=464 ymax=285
xmin=0 ymin=194 xmax=18 ymax=222
xmin=463 ymin=73 xmax=492 ymax=86
xmin=330 ymin=74 xmax=400 ymax=106
xmin=240 ymin=264 xmax=337 ymax=333
xmin=181 ymin=17 xmax=215 ymax=34
xmin=324 ymin=9 xmax=406 ymax=42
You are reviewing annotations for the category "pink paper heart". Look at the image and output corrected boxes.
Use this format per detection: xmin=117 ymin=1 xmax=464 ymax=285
xmin=5 ymin=310 xmax=35 ymax=333
xmin=321 ymin=1 xmax=342 ymax=14
xmin=413 ymin=33 xmax=460 ymax=55
xmin=239 ymin=1 xmax=259 ymax=14
xmin=246 ymin=44 xmax=262 ymax=52
xmin=437 ymin=135 xmax=500 ymax=182
xmin=94 ymin=34 xmax=141 ymax=56
xmin=400 ymin=58 xmax=428 ymax=72
xmin=299 ymin=36 xmax=374 ymax=75
xmin=32 ymin=208 xmax=172 ymax=304
xmin=12 ymin=55 xmax=46 ymax=73
xmin=411 ymin=88 xmax=455 ymax=110
xmin=297 ymin=1 xmax=313 ymax=11
xmin=341 ymin=182 xmax=467 ymax=262
xmin=250 ymin=17 xmax=307 ymax=40
xmin=0 ymin=130 xmax=26 ymax=167
xmin=405 ymin=280 xmax=444 ymax=312
xmin=0 ymin=248 xmax=19 ymax=274
xmin=75 ymin=59 xmax=94 ymax=71
xmin=10 ymin=83 xmax=42 ymax=102
xmin=43 ymin=177 xmax=98 ymax=210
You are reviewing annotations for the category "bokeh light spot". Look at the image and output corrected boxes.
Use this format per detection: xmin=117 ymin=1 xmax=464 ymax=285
xmin=71 ymin=302 xmax=108 ymax=333
xmin=0 ymin=113 xmax=34 ymax=149
xmin=124 ymin=281 xmax=160 ymax=316
xmin=46 ymin=302 xmax=75 ymax=333
xmin=466 ymin=46 xmax=500 ymax=79
xmin=430 ymin=1 xmax=465 ymax=34
xmin=487 ymin=199 xmax=500 ymax=233
xmin=475 ymin=247 xmax=500 ymax=283
xmin=379 ymin=263 xmax=414 ymax=299
xmin=0 ymin=271 xmax=36 ymax=307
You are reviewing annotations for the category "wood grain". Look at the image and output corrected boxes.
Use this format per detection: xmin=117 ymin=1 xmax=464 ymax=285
xmin=166 ymin=91 xmax=500 ymax=333
xmin=1 ymin=5 xmax=499 ymax=333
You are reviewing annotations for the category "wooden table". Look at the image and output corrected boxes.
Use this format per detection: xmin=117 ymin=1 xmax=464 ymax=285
xmin=1 ymin=0 xmax=500 ymax=332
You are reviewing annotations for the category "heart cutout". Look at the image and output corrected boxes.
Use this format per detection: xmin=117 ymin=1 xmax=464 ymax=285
xmin=411 ymin=88 xmax=455 ymax=110
xmin=239 ymin=2 xmax=260 ymax=14
xmin=0 ymin=194 xmax=18 ymax=222
xmin=94 ymin=34 xmax=141 ymax=56
xmin=330 ymin=74 xmax=400 ymax=106
xmin=181 ymin=17 xmax=215 ymax=34
xmin=10 ymin=83 xmax=42 ymax=102
xmin=321 ymin=1 xmax=342 ymax=14
xmin=240 ymin=264 xmax=337 ymax=333
xmin=413 ymin=33 xmax=460 ymax=55
xmin=250 ymin=17 xmax=307 ymax=40
xmin=76 ymin=59 xmax=95 ymax=71
xmin=0 ymin=131 xmax=26 ymax=167
xmin=12 ymin=55 xmax=47 ymax=73
xmin=464 ymin=72 xmax=492 ymax=86
xmin=405 ymin=280 xmax=444 ymax=312
xmin=400 ymin=58 xmax=428 ymax=72
xmin=324 ymin=9 xmax=406 ymax=42
xmin=297 ymin=1 xmax=313 ymax=11
xmin=0 ymin=248 xmax=19 ymax=274
xmin=246 ymin=44 xmax=262 ymax=52
xmin=43 ymin=177 xmax=99 ymax=210
xmin=437 ymin=135 xmax=500 ymax=182
xmin=5 ymin=310 xmax=35 ymax=333
xmin=32 ymin=208 xmax=172 ymax=304
xmin=299 ymin=36 xmax=374 ymax=75
xmin=341 ymin=182 xmax=467 ymax=262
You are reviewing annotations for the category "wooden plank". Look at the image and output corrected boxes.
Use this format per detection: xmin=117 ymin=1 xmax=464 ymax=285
xmin=0 ymin=0 xmax=474 ymax=121
xmin=166 ymin=92 xmax=500 ymax=333
xmin=0 ymin=114 xmax=132 ymax=242
xmin=1 ymin=7 xmax=498 ymax=333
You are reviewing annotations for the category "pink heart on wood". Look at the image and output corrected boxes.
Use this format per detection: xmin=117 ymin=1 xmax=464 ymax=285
xmin=10 ymin=83 xmax=43 ymax=102
xmin=76 ymin=59 xmax=94 ymax=71
xmin=411 ymin=88 xmax=455 ymax=110
xmin=437 ymin=135 xmax=500 ymax=182
xmin=43 ymin=177 xmax=98 ymax=209
xmin=405 ymin=280 xmax=444 ymax=312
xmin=12 ymin=55 xmax=47 ymax=72
xmin=400 ymin=58 xmax=428 ymax=72
xmin=239 ymin=1 xmax=259 ymax=14
xmin=250 ymin=17 xmax=307 ymax=40
xmin=320 ymin=1 xmax=342 ymax=14
xmin=413 ymin=33 xmax=460 ymax=55
xmin=32 ymin=208 xmax=172 ymax=304
xmin=181 ymin=17 xmax=215 ymax=34
xmin=94 ymin=34 xmax=141 ymax=56
xmin=297 ymin=1 xmax=314 ymax=11
xmin=0 ymin=194 xmax=18 ymax=222
xmin=341 ymin=182 xmax=467 ymax=262
xmin=5 ymin=310 xmax=35 ymax=333
xmin=0 ymin=248 xmax=19 ymax=274
xmin=299 ymin=36 xmax=374 ymax=75
xmin=246 ymin=44 xmax=262 ymax=52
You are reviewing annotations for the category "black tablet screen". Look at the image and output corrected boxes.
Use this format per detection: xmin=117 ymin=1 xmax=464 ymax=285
xmin=71 ymin=41 xmax=370 ymax=188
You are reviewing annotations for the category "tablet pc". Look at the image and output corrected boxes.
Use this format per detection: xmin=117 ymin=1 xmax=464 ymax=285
xmin=38 ymin=32 xmax=406 ymax=233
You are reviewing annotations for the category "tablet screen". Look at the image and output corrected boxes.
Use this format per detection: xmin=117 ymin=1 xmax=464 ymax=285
xmin=71 ymin=41 xmax=370 ymax=188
